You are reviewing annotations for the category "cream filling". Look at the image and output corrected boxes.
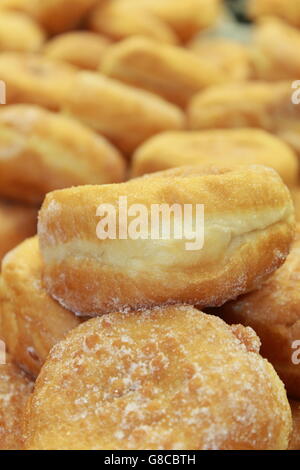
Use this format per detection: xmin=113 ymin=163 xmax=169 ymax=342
xmin=41 ymin=205 xmax=292 ymax=274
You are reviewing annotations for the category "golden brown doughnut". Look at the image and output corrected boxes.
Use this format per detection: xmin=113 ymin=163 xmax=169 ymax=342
xmin=118 ymin=0 xmax=222 ymax=42
xmin=292 ymin=188 xmax=300 ymax=221
xmin=0 ymin=104 xmax=125 ymax=204
xmin=61 ymin=71 xmax=185 ymax=154
xmin=0 ymin=355 xmax=33 ymax=450
xmin=44 ymin=31 xmax=111 ymax=70
xmin=0 ymin=200 xmax=37 ymax=261
xmin=23 ymin=306 xmax=292 ymax=450
xmin=188 ymin=37 xmax=251 ymax=82
xmin=249 ymin=0 xmax=300 ymax=29
xmin=0 ymin=0 xmax=98 ymax=34
xmin=38 ymin=164 xmax=295 ymax=316
xmin=251 ymin=18 xmax=300 ymax=81
xmin=0 ymin=10 xmax=45 ymax=52
xmin=0 ymin=236 xmax=81 ymax=377
xmin=289 ymin=400 xmax=300 ymax=450
xmin=188 ymin=81 xmax=300 ymax=157
xmin=131 ymin=129 xmax=299 ymax=187
xmin=0 ymin=52 xmax=76 ymax=110
xmin=101 ymin=37 xmax=221 ymax=108
xmin=88 ymin=1 xmax=178 ymax=44
xmin=215 ymin=224 xmax=300 ymax=399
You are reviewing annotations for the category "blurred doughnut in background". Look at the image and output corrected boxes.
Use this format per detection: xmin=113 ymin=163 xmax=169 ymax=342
xmin=0 ymin=201 xmax=37 ymax=261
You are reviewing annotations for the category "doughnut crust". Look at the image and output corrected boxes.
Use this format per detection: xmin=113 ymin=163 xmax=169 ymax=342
xmin=0 ymin=200 xmax=37 ymax=261
xmin=118 ymin=0 xmax=222 ymax=42
xmin=44 ymin=32 xmax=111 ymax=70
xmin=0 ymin=105 xmax=125 ymax=204
xmin=188 ymin=81 xmax=300 ymax=157
xmin=0 ymin=53 xmax=76 ymax=110
xmin=289 ymin=400 xmax=300 ymax=450
xmin=292 ymin=188 xmax=300 ymax=221
xmin=0 ymin=355 xmax=33 ymax=450
xmin=101 ymin=37 xmax=221 ymax=108
xmin=188 ymin=37 xmax=251 ymax=82
xmin=251 ymin=18 xmax=300 ymax=81
xmin=23 ymin=307 xmax=292 ymax=450
xmin=0 ymin=0 xmax=98 ymax=34
xmin=131 ymin=129 xmax=299 ymax=186
xmin=0 ymin=237 xmax=81 ymax=377
xmin=249 ymin=0 xmax=300 ymax=29
xmin=61 ymin=71 xmax=185 ymax=154
xmin=38 ymin=165 xmax=295 ymax=316
xmin=216 ymin=225 xmax=300 ymax=399
xmin=88 ymin=1 xmax=178 ymax=44
xmin=0 ymin=11 xmax=45 ymax=52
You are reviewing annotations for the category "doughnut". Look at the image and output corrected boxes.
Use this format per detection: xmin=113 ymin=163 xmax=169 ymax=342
xmin=0 ymin=200 xmax=37 ymax=261
xmin=249 ymin=0 xmax=300 ymax=29
xmin=0 ymin=0 xmax=98 ymax=34
xmin=101 ymin=37 xmax=221 ymax=108
xmin=188 ymin=81 xmax=300 ymax=157
xmin=0 ymin=355 xmax=33 ymax=450
xmin=44 ymin=32 xmax=111 ymax=70
xmin=289 ymin=400 xmax=300 ymax=450
xmin=292 ymin=188 xmax=300 ymax=221
xmin=38 ymin=164 xmax=295 ymax=317
xmin=251 ymin=18 xmax=300 ymax=81
xmin=0 ymin=53 xmax=76 ymax=111
xmin=131 ymin=129 xmax=299 ymax=187
xmin=0 ymin=11 xmax=45 ymax=52
xmin=88 ymin=1 xmax=178 ymax=44
xmin=0 ymin=104 xmax=125 ymax=204
xmin=23 ymin=306 xmax=292 ymax=450
xmin=0 ymin=236 xmax=81 ymax=377
xmin=215 ymin=224 xmax=300 ymax=399
xmin=61 ymin=71 xmax=185 ymax=154
xmin=188 ymin=37 xmax=251 ymax=82
xmin=118 ymin=0 xmax=222 ymax=42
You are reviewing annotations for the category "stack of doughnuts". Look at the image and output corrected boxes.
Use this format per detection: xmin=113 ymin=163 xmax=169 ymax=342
xmin=1 ymin=0 xmax=300 ymax=451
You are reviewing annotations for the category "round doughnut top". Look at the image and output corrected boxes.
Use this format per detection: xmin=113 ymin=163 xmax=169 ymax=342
xmin=24 ymin=306 xmax=291 ymax=450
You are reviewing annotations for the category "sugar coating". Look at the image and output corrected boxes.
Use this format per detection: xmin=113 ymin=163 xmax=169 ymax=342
xmin=24 ymin=306 xmax=291 ymax=450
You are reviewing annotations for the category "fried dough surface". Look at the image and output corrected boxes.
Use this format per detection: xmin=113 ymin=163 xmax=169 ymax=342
xmin=24 ymin=307 xmax=291 ymax=450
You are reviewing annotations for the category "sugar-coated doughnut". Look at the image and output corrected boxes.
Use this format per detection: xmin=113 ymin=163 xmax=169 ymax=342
xmin=0 ymin=0 xmax=98 ymax=34
xmin=188 ymin=81 xmax=300 ymax=157
xmin=0 ymin=53 xmax=76 ymax=110
xmin=61 ymin=71 xmax=185 ymax=154
xmin=88 ymin=1 xmax=178 ymax=44
xmin=23 ymin=306 xmax=292 ymax=450
xmin=0 ymin=355 xmax=33 ymax=450
xmin=188 ymin=37 xmax=251 ymax=82
xmin=0 ymin=200 xmax=37 ymax=261
xmin=38 ymin=164 xmax=295 ymax=316
xmin=216 ymin=224 xmax=300 ymax=399
xmin=0 ymin=104 xmax=125 ymax=204
xmin=0 ymin=237 xmax=81 ymax=377
xmin=251 ymin=18 xmax=300 ymax=81
xmin=118 ymin=0 xmax=222 ymax=42
xmin=289 ymin=400 xmax=300 ymax=450
xmin=131 ymin=129 xmax=299 ymax=187
xmin=44 ymin=31 xmax=111 ymax=70
xmin=0 ymin=11 xmax=45 ymax=52
xmin=249 ymin=0 xmax=300 ymax=29
xmin=101 ymin=37 xmax=221 ymax=108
